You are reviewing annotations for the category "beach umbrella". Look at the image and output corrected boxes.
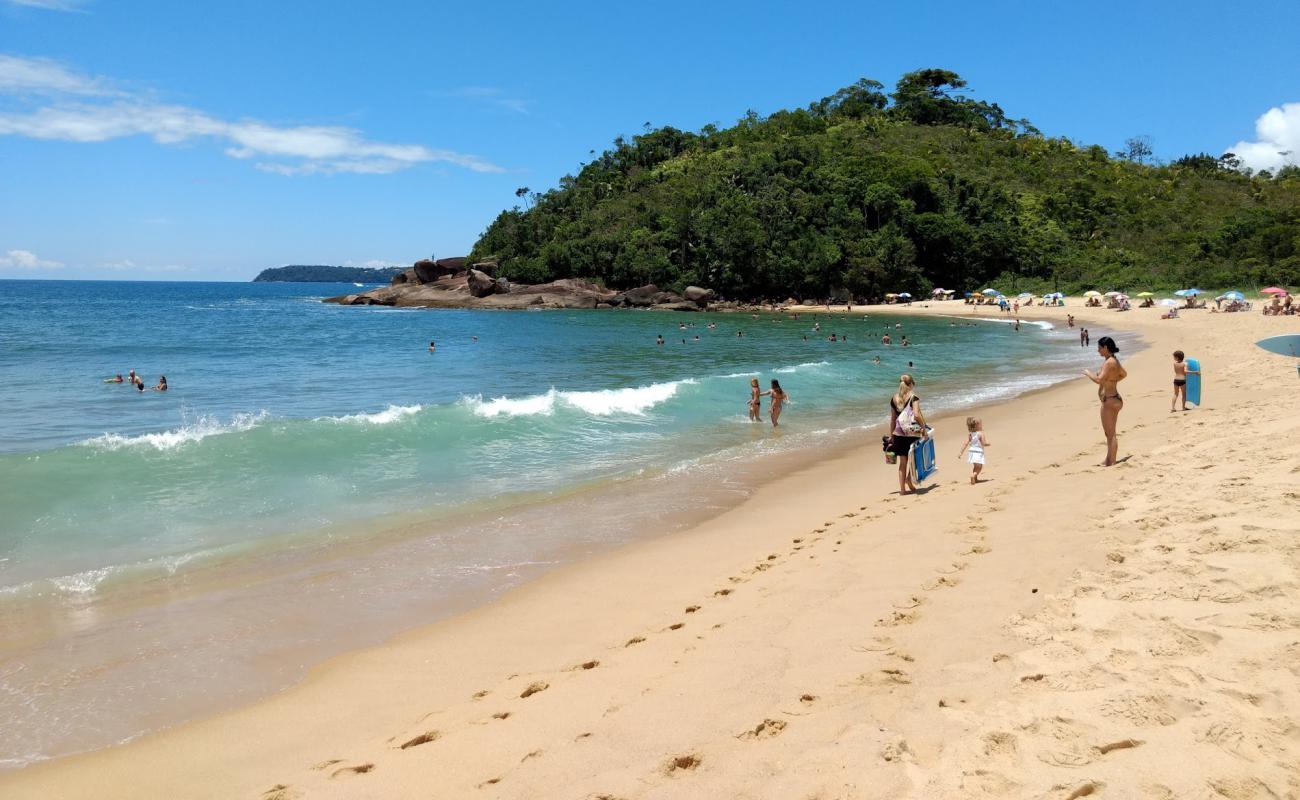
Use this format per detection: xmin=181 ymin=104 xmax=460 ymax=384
xmin=1017 ymin=292 xmax=1033 ymax=299
xmin=1136 ymin=291 xmax=1154 ymax=297
xmin=898 ymin=292 xmax=912 ymax=299
xmin=1187 ymin=288 xmax=1204 ymax=295
xmin=1222 ymin=291 xmax=1245 ymax=301
xmin=981 ymin=288 xmax=999 ymax=296
xmin=1084 ymin=290 xmax=1102 ymax=298
xmin=931 ymin=288 xmax=945 ymax=295
xmin=1104 ymin=290 xmax=1122 ymax=298
xmin=963 ymin=291 xmax=974 ymax=297
xmin=1174 ymin=289 xmax=1192 ymax=297
xmin=1261 ymin=287 xmax=1288 ymax=295
xmin=1159 ymin=298 xmax=1178 ymax=306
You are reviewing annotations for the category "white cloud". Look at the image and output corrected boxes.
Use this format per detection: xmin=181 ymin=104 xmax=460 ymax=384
xmin=2 ymin=0 xmax=87 ymax=12
xmin=0 ymin=249 xmax=63 ymax=269
xmin=1226 ymin=102 xmax=1300 ymax=173
xmin=0 ymin=54 xmax=115 ymax=96
xmin=0 ymin=55 xmax=504 ymax=175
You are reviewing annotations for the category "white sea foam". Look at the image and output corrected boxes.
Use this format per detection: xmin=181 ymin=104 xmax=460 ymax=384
xmin=79 ymin=411 xmax=269 ymax=452
xmin=560 ymin=380 xmax=692 ymax=415
xmin=773 ymin=360 xmax=830 ymax=374
xmin=939 ymin=314 xmax=1053 ymax=331
xmin=324 ymin=404 xmax=423 ymax=425
xmin=466 ymin=380 xmax=692 ymax=419
xmin=467 ymin=389 xmax=559 ymax=418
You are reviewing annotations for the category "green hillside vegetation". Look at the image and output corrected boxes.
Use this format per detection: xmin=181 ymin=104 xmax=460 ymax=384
xmin=470 ymin=69 xmax=1300 ymax=300
xmin=253 ymin=264 xmax=403 ymax=283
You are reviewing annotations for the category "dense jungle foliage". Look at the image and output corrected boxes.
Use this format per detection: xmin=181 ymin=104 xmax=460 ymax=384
xmin=469 ymin=69 xmax=1300 ymax=300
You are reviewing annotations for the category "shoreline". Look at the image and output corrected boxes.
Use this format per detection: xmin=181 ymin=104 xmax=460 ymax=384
xmin=5 ymin=299 xmax=1299 ymax=798
xmin=0 ymin=312 xmax=1087 ymax=769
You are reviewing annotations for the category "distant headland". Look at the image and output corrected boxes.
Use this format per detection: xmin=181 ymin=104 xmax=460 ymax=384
xmin=253 ymin=265 xmax=404 ymax=283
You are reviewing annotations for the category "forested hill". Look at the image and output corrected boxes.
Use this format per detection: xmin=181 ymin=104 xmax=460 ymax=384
xmin=252 ymin=265 xmax=403 ymax=283
xmin=470 ymin=69 xmax=1300 ymax=300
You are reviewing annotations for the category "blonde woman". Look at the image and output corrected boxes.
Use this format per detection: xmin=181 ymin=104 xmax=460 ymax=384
xmin=887 ymin=374 xmax=926 ymax=495
xmin=748 ymin=378 xmax=763 ymax=422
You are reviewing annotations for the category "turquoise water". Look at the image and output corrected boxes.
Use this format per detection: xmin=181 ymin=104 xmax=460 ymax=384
xmin=0 ymin=280 xmax=1097 ymax=766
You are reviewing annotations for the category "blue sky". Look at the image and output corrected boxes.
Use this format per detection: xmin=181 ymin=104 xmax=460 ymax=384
xmin=2 ymin=0 xmax=1298 ymax=281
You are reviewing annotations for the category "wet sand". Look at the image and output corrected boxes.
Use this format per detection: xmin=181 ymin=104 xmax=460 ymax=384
xmin=4 ymin=299 xmax=1298 ymax=799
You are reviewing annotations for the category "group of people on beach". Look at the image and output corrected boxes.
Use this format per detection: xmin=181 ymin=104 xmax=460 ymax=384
xmin=106 ymin=369 xmax=167 ymax=392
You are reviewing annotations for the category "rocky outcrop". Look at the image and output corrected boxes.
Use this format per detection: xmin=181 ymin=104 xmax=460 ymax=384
xmin=327 ymin=270 xmax=718 ymax=312
xmin=325 ymin=275 xmax=617 ymax=310
xmin=610 ymin=284 xmax=660 ymax=307
xmin=466 ymin=269 xmax=497 ymax=298
xmin=683 ymin=286 xmax=715 ymax=307
xmin=471 ymin=261 xmax=499 ymax=276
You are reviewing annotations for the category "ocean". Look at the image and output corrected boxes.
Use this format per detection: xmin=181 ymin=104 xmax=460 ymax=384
xmin=0 ymin=279 xmax=1099 ymax=767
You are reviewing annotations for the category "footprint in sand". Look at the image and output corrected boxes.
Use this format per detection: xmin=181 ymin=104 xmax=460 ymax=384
xmin=663 ymin=754 xmax=702 ymax=775
xmin=738 ymin=718 xmax=787 ymax=740
xmin=519 ymin=681 xmax=549 ymax=699
xmin=625 ymin=636 xmax=646 ymax=647
xmin=329 ymin=763 xmax=374 ymax=779
xmin=399 ymin=731 xmax=440 ymax=749
xmin=923 ymin=576 xmax=961 ymax=590
xmin=875 ymin=609 xmax=918 ymax=627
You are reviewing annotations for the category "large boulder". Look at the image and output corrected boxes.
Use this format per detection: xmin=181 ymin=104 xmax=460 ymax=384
xmin=652 ymin=301 xmax=702 ymax=312
xmin=494 ymin=277 xmax=511 ymax=294
xmin=612 ymin=284 xmax=660 ymax=308
xmin=650 ymin=291 xmax=683 ymax=305
xmin=412 ymin=257 xmax=468 ymax=283
xmin=466 ymin=269 xmax=497 ymax=298
xmin=391 ymin=268 xmax=417 ymax=285
xmin=683 ymin=286 xmax=715 ymax=306
xmin=471 ymin=261 xmax=498 ymax=276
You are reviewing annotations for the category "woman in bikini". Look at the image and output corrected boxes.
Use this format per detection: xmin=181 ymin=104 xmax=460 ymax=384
xmin=748 ymin=378 xmax=762 ymax=422
xmin=887 ymin=374 xmax=925 ymax=495
xmin=762 ymin=379 xmax=789 ymax=427
xmin=1083 ymin=336 xmax=1127 ymax=466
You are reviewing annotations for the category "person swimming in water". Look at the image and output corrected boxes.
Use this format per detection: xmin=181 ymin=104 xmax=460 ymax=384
xmin=428 ymin=341 xmax=436 ymax=352
xmin=105 ymin=374 xmax=124 ymax=383
xmin=152 ymin=375 xmax=168 ymax=391
xmin=872 ymin=356 xmax=881 ymax=365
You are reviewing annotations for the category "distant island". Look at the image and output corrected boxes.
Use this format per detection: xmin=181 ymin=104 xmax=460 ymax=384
xmin=253 ymin=265 xmax=404 ymax=283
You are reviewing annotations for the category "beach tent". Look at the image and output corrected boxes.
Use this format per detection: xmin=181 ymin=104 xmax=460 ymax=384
xmin=1084 ymin=290 xmax=1103 ymax=298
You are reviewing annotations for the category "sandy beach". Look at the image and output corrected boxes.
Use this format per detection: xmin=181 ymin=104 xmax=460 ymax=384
xmin=5 ymin=299 xmax=1298 ymax=800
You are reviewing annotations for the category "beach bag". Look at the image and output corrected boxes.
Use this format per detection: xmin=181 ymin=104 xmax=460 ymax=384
xmin=894 ymin=397 xmax=924 ymax=437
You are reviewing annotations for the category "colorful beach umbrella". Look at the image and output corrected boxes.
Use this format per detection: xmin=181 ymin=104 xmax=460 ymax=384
xmin=981 ymin=288 xmax=999 ymax=296
xmin=1221 ymin=291 xmax=1245 ymax=301
xmin=1136 ymin=291 xmax=1154 ymax=297
xmin=1174 ymin=289 xmax=1193 ymax=297
xmin=1084 ymin=290 xmax=1102 ymax=298
xmin=898 ymin=292 xmax=912 ymax=298
xmin=1261 ymin=287 xmax=1288 ymax=295
xmin=1104 ymin=291 xmax=1122 ymax=298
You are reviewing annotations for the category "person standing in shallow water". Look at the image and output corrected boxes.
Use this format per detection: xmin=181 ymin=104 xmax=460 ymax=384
xmin=748 ymin=378 xmax=763 ymax=422
xmin=761 ymin=379 xmax=789 ymax=427
xmin=1083 ymin=336 xmax=1127 ymax=466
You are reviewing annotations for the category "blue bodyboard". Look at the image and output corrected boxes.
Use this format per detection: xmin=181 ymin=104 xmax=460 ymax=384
xmin=909 ymin=435 xmax=938 ymax=483
xmin=1185 ymin=358 xmax=1202 ymax=406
